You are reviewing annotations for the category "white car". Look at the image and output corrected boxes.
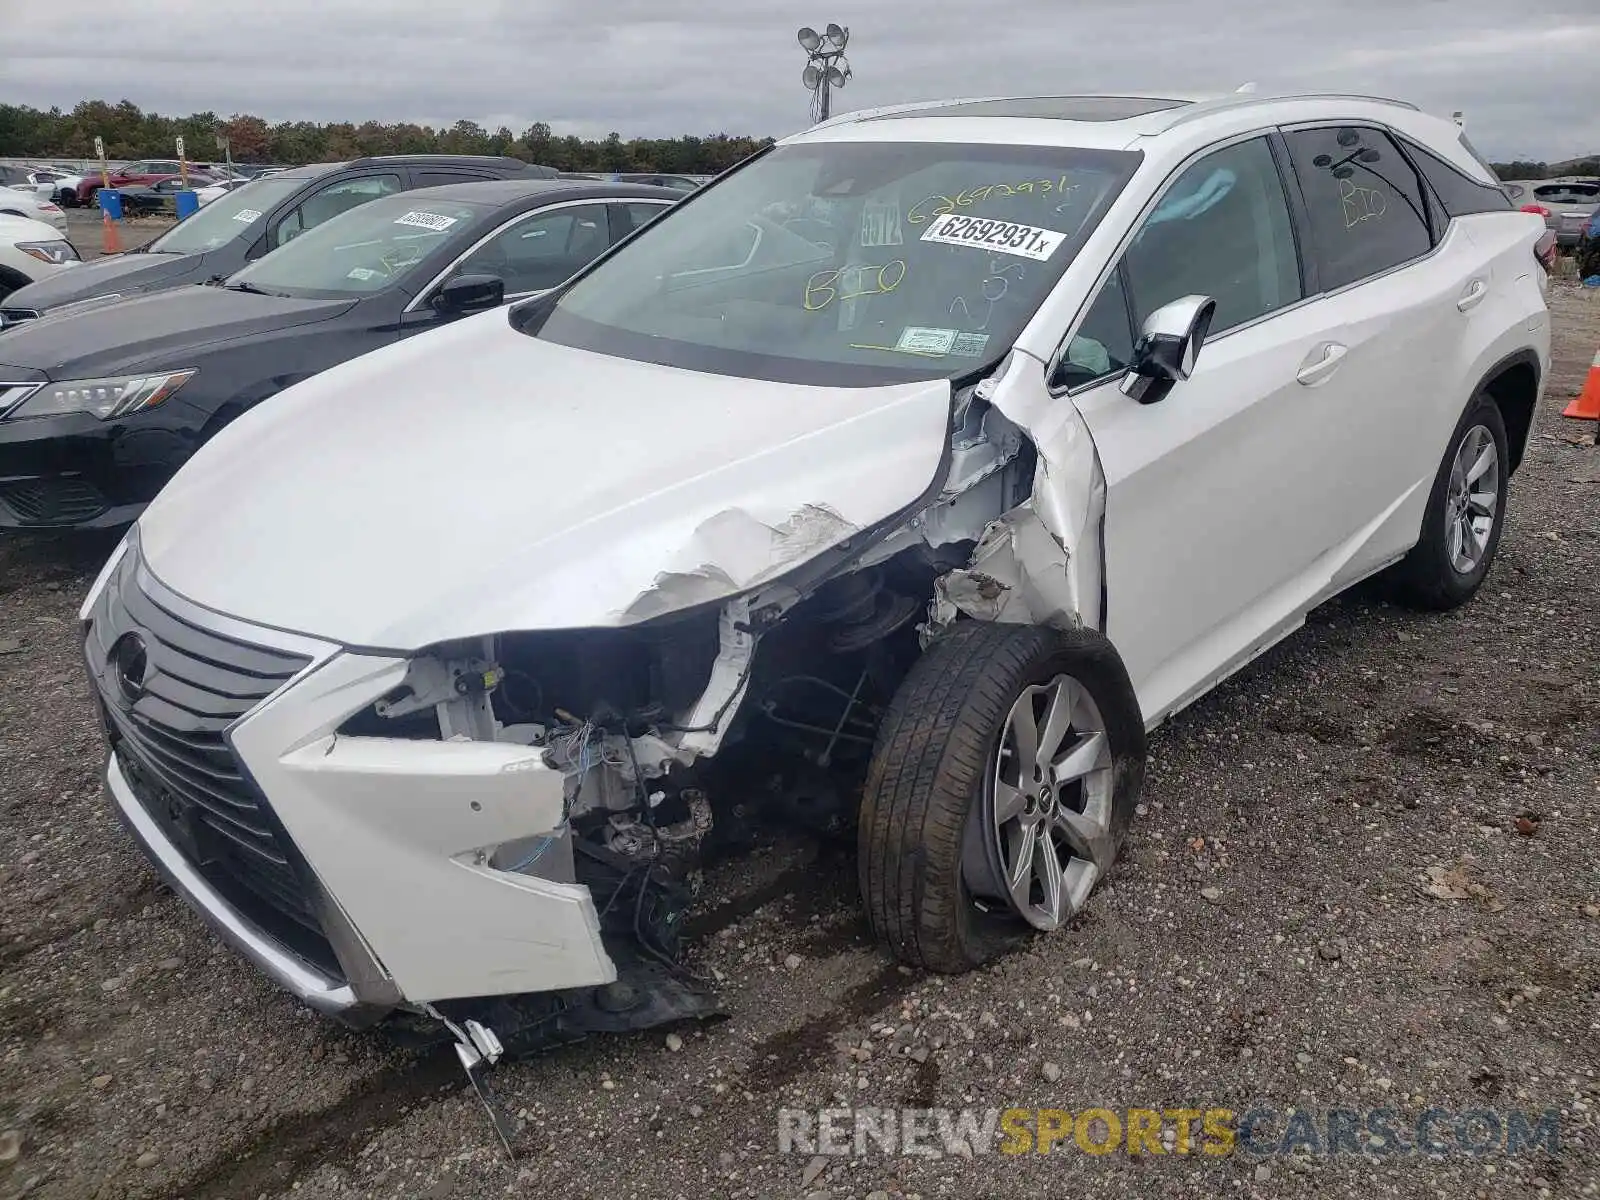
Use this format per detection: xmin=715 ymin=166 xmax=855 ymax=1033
xmin=194 ymin=179 xmax=247 ymax=206
xmin=0 ymin=214 xmax=79 ymax=307
xmin=2 ymin=166 xmax=70 ymax=201
xmin=0 ymin=183 xmax=69 ymax=236
xmin=81 ymin=91 xmax=1550 ymax=1051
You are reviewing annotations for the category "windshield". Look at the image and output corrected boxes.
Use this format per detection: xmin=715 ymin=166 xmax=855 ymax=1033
xmin=144 ymin=175 xmax=306 ymax=255
xmin=530 ymin=141 xmax=1140 ymax=386
xmin=227 ymin=193 xmax=490 ymax=298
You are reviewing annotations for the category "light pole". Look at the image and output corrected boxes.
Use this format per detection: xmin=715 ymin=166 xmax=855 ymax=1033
xmin=799 ymin=24 xmax=852 ymax=124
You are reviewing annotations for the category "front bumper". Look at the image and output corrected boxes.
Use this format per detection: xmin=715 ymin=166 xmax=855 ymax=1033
xmin=85 ymin=542 xmax=617 ymax=1019
xmin=0 ymin=404 xmax=197 ymax=530
xmin=105 ymin=752 xmax=372 ymax=1021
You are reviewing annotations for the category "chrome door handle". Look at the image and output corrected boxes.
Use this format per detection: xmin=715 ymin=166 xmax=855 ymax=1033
xmin=1296 ymin=342 xmax=1348 ymax=386
xmin=1457 ymin=279 xmax=1488 ymax=312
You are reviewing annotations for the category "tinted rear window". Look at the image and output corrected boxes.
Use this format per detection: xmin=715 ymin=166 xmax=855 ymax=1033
xmin=1400 ymin=138 xmax=1512 ymax=217
xmin=1284 ymin=125 xmax=1434 ymax=291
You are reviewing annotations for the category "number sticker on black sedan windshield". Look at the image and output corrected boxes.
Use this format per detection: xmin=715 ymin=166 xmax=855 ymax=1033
xmin=919 ymin=212 xmax=1064 ymax=261
xmin=394 ymin=211 xmax=458 ymax=232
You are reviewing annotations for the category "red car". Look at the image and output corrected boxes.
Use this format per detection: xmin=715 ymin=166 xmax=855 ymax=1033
xmin=74 ymin=159 xmax=221 ymax=205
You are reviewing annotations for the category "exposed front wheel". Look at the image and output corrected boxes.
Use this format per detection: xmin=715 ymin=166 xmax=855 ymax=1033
xmin=858 ymin=621 xmax=1145 ymax=973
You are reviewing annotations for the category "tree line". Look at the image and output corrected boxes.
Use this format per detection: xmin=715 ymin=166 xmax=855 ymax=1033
xmin=4 ymin=100 xmax=1593 ymax=182
xmin=1490 ymin=158 xmax=1600 ymax=181
xmin=0 ymin=100 xmax=775 ymax=175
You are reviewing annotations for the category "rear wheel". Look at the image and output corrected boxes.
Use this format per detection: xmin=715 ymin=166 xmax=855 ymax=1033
xmin=858 ymin=621 xmax=1145 ymax=973
xmin=1390 ymin=392 xmax=1509 ymax=610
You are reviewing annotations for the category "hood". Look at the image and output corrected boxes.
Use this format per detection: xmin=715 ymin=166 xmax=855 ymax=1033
xmin=138 ymin=310 xmax=955 ymax=650
xmin=0 ymin=285 xmax=353 ymax=378
xmin=1 ymin=250 xmax=203 ymax=315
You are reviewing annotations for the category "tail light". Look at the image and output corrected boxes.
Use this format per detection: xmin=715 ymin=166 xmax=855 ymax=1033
xmin=1521 ymin=203 xmax=1553 ymax=219
xmin=1534 ymin=230 xmax=1558 ymax=272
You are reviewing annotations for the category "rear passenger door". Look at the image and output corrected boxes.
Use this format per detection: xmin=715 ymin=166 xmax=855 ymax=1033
xmin=1278 ymin=124 xmax=1478 ymax=567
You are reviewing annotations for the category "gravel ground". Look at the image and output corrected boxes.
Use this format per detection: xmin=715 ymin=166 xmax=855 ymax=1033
xmin=0 ymin=285 xmax=1597 ymax=1200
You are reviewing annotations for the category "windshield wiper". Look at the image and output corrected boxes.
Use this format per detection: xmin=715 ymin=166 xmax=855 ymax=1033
xmin=222 ymin=280 xmax=286 ymax=297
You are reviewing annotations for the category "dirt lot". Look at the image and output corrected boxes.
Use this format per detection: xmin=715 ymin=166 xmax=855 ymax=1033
xmin=1 ymin=285 xmax=1597 ymax=1200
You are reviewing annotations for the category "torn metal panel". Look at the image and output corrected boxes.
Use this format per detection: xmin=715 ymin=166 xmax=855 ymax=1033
xmin=621 ymin=503 xmax=860 ymax=622
xmin=973 ymin=347 xmax=1108 ymax=632
xmin=930 ymin=504 xmax=1080 ymax=631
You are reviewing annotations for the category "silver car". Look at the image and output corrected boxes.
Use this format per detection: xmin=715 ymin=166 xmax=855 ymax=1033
xmin=1502 ymin=178 xmax=1600 ymax=248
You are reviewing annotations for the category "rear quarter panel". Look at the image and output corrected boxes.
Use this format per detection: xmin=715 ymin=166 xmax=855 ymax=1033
xmin=1453 ymin=211 xmax=1551 ymax=462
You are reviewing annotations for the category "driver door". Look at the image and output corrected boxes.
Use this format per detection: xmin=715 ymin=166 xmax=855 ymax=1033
xmin=1059 ymin=134 xmax=1360 ymax=724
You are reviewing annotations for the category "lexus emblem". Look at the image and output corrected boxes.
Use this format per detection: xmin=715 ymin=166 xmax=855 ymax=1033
xmin=111 ymin=632 xmax=148 ymax=705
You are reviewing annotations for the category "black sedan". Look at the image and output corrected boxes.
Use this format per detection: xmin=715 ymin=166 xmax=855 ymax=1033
xmin=0 ymin=155 xmax=560 ymax=325
xmin=0 ymin=178 xmax=678 ymax=530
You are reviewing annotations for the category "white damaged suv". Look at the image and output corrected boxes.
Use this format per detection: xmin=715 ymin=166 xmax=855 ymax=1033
xmin=82 ymin=92 xmax=1551 ymax=1047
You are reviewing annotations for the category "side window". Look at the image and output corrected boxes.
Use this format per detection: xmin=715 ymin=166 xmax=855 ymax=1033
xmin=1124 ymin=136 xmax=1303 ymax=336
xmin=451 ymin=203 xmax=612 ymax=295
xmin=1400 ymin=139 xmax=1512 ymax=217
xmin=413 ymin=169 xmax=487 ymax=188
xmin=1284 ymin=126 xmax=1433 ymax=291
xmin=271 ymin=173 xmax=402 ymax=249
xmin=1057 ymin=268 xmax=1135 ymax=389
xmin=620 ymin=201 xmax=671 ymax=235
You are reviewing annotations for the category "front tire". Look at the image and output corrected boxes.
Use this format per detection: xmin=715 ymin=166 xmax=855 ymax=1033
xmin=858 ymin=621 xmax=1145 ymax=973
xmin=1390 ymin=391 xmax=1509 ymax=610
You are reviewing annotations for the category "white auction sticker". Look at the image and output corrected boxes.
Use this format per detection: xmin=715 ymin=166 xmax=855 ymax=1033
xmin=346 ymin=266 xmax=382 ymax=281
xmin=232 ymin=208 xmax=262 ymax=223
xmin=895 ymin=326 xmax=958 ymax=355
xmin=394 ymin=211 xmax=458 ymax=232
xmin=919 ymin=212 xmax=1065 ymax=261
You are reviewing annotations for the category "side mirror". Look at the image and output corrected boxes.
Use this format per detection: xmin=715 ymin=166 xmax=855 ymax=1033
xmin=434 ymin=273 xmax=505 ymax=315
xmin=1119 ymin=295 xmax=1216 ymax=405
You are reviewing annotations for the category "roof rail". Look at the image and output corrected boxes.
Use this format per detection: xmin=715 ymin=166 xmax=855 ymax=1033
xmin=1158 ymin=91 xmax=1422 ymax=131
xmin=807 ymin=92 xmax=1212 ymax=131
xmin=345 ymin=153 xmax=557 ymax=177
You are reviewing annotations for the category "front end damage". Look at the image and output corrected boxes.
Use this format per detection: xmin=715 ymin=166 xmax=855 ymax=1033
xmin=85 ymin=356 xmax=1107 ymax=1065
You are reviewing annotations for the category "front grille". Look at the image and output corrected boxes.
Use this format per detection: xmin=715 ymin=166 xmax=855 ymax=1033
xmin=87 ymin=552 xmax=342 ymax=977
xmin=0 ymin=476 xmax=108 ymax=525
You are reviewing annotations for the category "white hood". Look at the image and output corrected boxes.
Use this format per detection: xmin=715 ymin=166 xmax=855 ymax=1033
xmin=138 ymin=309 xmax=954 ymax=650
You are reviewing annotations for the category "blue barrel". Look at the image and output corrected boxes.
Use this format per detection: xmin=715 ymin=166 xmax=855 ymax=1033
xmin=174 ymin=190 xmax=200 ymax=219
xmin=98 ymin=189 xmax=123 ymax=220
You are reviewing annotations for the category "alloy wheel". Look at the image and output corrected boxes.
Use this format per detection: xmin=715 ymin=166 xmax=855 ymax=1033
xmin=970 ymin=674 xmax=1116 ymax=930
xmin=1445 ymin=423 xmax=1500 ymax=574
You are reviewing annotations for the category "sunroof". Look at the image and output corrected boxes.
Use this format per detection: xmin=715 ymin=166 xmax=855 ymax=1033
xmin=864 ymin=96 xmax=1192 ymax=123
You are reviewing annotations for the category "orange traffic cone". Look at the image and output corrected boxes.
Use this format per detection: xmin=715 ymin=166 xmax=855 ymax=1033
xmin=1562 ymin=348 xmax=1600 ymax=421
xmin=101 ymin=213 xmax=121 ymax=256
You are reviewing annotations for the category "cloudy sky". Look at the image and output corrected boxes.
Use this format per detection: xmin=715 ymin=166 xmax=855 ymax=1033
xmin=3 ymin=0 xmax=1598 ymax=161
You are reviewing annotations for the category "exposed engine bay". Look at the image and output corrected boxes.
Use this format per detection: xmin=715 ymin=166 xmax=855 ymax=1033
xmin=337 ymin=376 xmax=1098 ymax=1063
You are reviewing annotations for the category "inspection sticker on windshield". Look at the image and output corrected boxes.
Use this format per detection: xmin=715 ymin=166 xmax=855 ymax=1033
xmin=346 ymin=267 xmax=382 ymax=281
xmin=394 ymin=211 xmax=458 ymax=232
xmin=860 ymin=198 xmax=903 ymax=247
xmin=919 ymin=213 xmax=1065 ymax=261
xmin=895 ymin=326 xmax=958 ymax=355
xmin=232 ymin=208 xmax=262 ymax=223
